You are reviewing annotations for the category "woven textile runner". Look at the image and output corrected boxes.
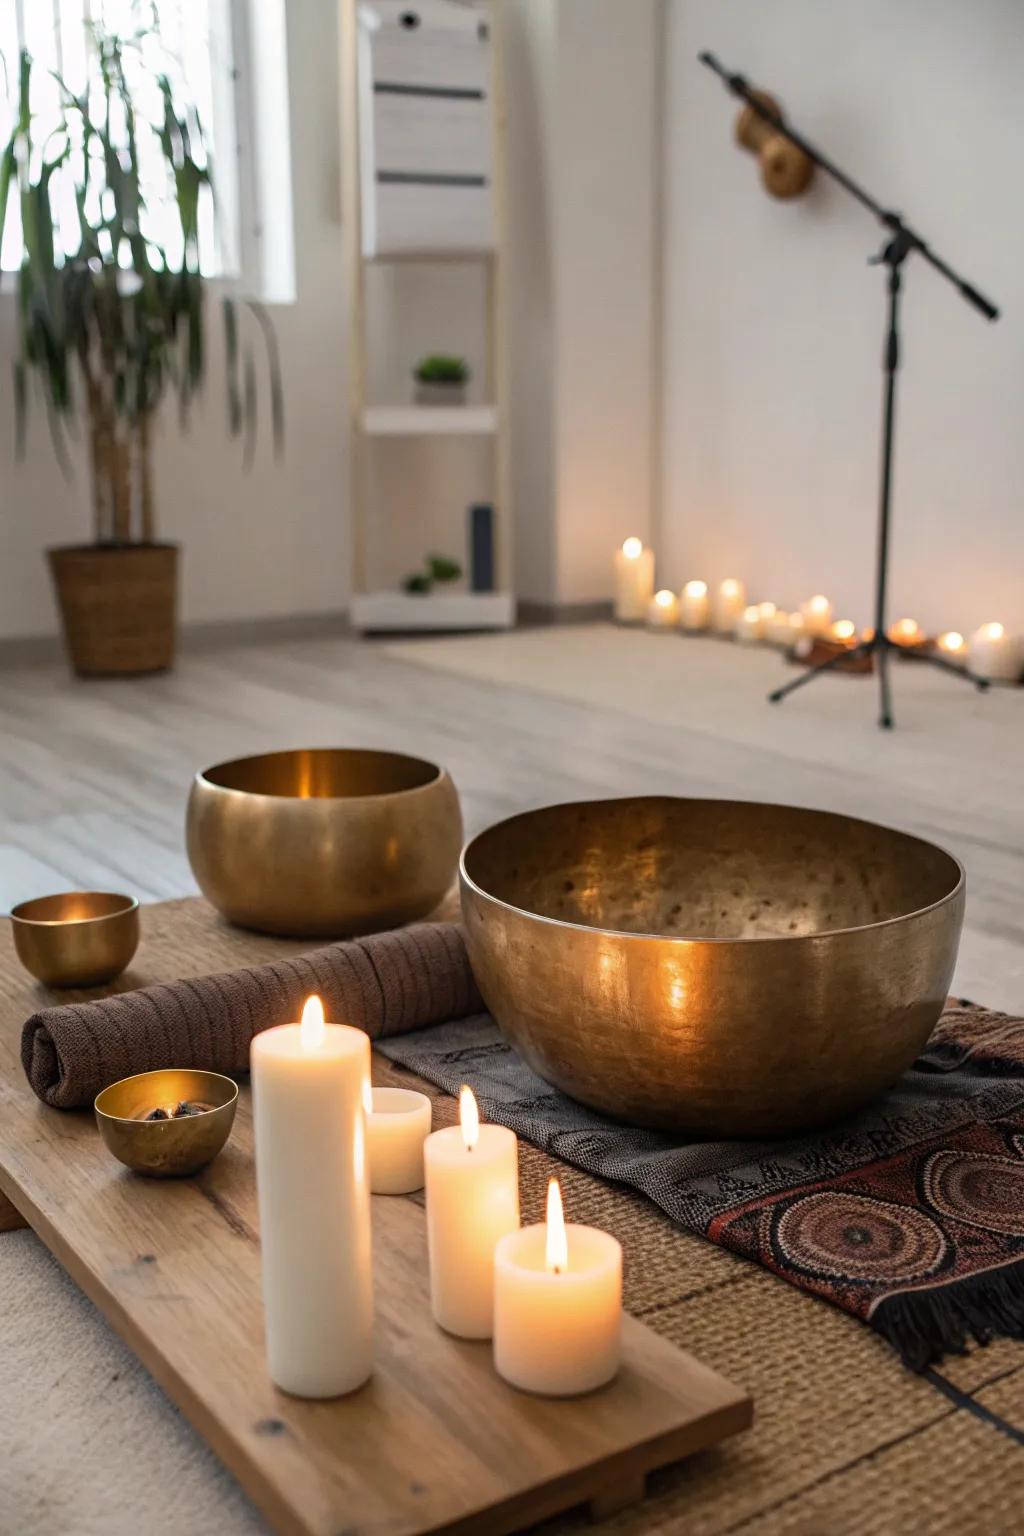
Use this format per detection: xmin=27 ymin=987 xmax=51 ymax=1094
xmin=380 ymin=998 xmax=1024 ymax=1370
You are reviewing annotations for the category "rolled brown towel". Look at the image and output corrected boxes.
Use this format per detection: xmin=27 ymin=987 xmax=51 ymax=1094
xmin=22 ymin=922 xmax=482 ymax=1110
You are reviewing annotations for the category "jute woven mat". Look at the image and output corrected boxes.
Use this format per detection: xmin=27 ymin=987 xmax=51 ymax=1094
xmin=3 ymin=898 xmax=1023 ymax=1536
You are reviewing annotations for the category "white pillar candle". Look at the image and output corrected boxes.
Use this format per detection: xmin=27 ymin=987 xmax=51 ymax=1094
xmin=800 ymin=594 xmax=833 ymax=636
xmin=680 ymin=579 xmax=709 ymax=631
xmin=647 ymin=588 xmax=681 ymax=629
xmin=424 ymin=1085 xmax=519 ymax=1339
xmin=935 ymin=630 xmax=967 ymax=666
xmin=494 ymin=1179 xmax=622 ymax=1397
xmin=713 ymin=577 xmax=746 ymax=632
xmin=367 ymin=1086 xmax=432 ymax=1195
xmin=251 ymin=996 xmax=373 ymax=1398
xmin=613 ymin=537 xmax=654 ymax=622
xmin=734 ymin=604 xmax=764 ymax=643
xmin=969 ymin=622 xmax=1021 ymax=681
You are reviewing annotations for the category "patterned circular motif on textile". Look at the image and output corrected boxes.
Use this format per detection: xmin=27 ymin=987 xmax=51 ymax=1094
xmin=922 ymin=1149 xmax=1024 ymax=1236
xmin=773 ymin=1191 xmax=948 ymax=1282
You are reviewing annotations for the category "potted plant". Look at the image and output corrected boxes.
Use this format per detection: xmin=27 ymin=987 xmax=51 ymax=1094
xmin=0 ymin=25 xmax=281 ymax=676
xmin=413 ymin=354 xmax=470 ymax=407
xmin=402 ymin=553 xmax=463 ymax=594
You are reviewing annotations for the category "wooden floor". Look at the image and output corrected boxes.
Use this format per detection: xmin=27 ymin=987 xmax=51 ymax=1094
xmin=2 ymin=624 xmax=1022 ymax=1011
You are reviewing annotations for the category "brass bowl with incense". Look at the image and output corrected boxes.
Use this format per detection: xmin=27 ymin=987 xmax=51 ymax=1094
xmin=460 ymin=799 xmax=964 ymax=1137
xmin=95 ymin=1069 xmax=239 ymax=1177
xmin=10 ymin=891 xmax=140 ymax=988
xmin=186 ymin=748 xmax=462 ymax=937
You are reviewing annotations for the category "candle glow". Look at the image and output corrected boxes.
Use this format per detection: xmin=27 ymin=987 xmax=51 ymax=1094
xmin=831 ymin=619 xmax=856 ymax=643
xmin=546 ymin=1178 xmax=568 ymax=1275
xmin=684 ymin=580 xmax=707 ymax=598
xmin=621 ymin=536 xmax=643 ymax=560
xmin=937 ymin=630 xmax=965 ymax=654
xmin=982 ymin=621 xmax=1005 ymax=641
xmin=654 ymin=588 xmax=674 ymax=608
xmin=300 ymin=994 xmax=326 ymax=1051
xmin=459 ymin=1084 xmax=480 ymax=1151
xmin=889 ymin=617 xmax=923 ymax=646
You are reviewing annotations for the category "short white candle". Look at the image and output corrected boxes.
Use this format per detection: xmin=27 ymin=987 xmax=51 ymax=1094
xmin=713 ymin=577 xmax=746 ymax=632
xmin=680 ymin=579 xmax=709 ymax=631
xmin=424 ymin=1085 xmax=519 ymax=1339
xmin=734 ymin=604 xmax=764 ymax=643
xmin=888 ymin=616 xmax=924 ymax=649
xmin=367 ymin=1086 xmax=432 ymax=1194
xmin=494 ymin=1178 xmax=622 ymax=1397
xmin=252 ymin=996 xmax=373 ymax=1398
xmin=647 ymin=588 xmax=681 ymax=629
xmin=800 ymin=594 xmax=833 ymax=636
xmin=936 ymin=630 xmax=967 ymax=666
xmin=613 ymin=538 xmax=654 ymax=623
xmin=969 ymin=622 xmax=1021 ymax=682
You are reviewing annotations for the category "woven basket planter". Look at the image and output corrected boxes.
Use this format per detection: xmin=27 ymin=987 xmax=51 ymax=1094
xmin=48 ymin=543 xmax=179 ymax=677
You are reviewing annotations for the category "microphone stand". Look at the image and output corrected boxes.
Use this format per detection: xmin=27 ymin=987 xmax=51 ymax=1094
xmin=699 ymin=52 xmax=1000 ymax=728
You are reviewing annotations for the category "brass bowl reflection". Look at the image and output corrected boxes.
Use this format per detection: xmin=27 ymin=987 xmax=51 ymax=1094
xmin=10 ymin=891 xmax=139 ymax=988
xmin=186 ymin=748 xmax=462 ymax=937
xmin=95 ymin=1069 xmax=238 ymax=1177
xmin=460 ymin=799 xmax=965 ymax=1137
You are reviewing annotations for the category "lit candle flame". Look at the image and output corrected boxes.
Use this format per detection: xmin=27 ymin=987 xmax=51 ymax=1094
xmin=831 ymin=618 xmax=856 ymax=642
xmin=300 ymin=995 xmax=326 ymax=1050
xmin=621 ymin=537 xmax=643 ymax=559
xmin=546 ymin=1177 xmax=568 ymax=1275
xmin=938 ymin=630 xmax=965 ymax=654
xmin=982 ymin=621 xmax=1005 ymax=641
xmin=654 ymin=588 xmax=674 ymax=608
xmin=459 ymin=1084 xmax=479 ymax=1151
xmin=684 ymin=579 xmax=707 ymax=598
xmin=889 ymin=617 xmax=922 ymax=644
xmin=808 ymin=594 xmax=829 ymax=614
xmin=721 ymin=578 xmax=741 ymax=596
xmin=742 ymin=604 xmax=760 ymax=623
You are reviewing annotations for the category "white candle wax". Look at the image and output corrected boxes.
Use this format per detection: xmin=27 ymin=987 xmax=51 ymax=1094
xmin=252 ymin=997 xmax=373 ymax=1397
xmin=765 ymin=608 xmax=795 ymax=646
xmin=936 ymin=630 xmax=967 ymax=666
xmin=734 ymin=604 xmax=764 ymax=643
xmin=969 ymin=622 xmax=1021 ymax=682
xmin=680 ymin=580 xmax=709 ymax=631
xmin=494 ymin=1180 xmax=622 ymax=1397
xmin=613 ymin=538 xmax=654 ymax=623
xmin=647 ymin=588 xmax=681 ymax=629
xmin=368 ymin=1086 xmax=432 ymax=1194
xmin=713 ymin=577 xmax=746 ymax=632
xmin=424 ymin=1087 xmax=519 ymax=1338
xmin=800 ymin=594 xmax=833 ymax=636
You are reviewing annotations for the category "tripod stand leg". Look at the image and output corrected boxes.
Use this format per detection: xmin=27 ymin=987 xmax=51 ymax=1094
xmin=877 ymin=642 xmax=893 ymax=729
xmin=768 ymin=644 xmax=871 ymax=705
xmin=906 ymin=649 xmax=990 ymax=691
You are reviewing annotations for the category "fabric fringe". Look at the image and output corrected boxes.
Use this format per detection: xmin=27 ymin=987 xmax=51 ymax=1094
xmin=872 ymin=1258 xmax=1024 ymax=1372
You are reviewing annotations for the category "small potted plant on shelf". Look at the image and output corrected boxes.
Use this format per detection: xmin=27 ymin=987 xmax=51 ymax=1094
xmin=402 ymin=554 xmax=463 ymax=594
xmin=0 ymin=24 xmax=281 ymax=677
xmin=413 ymin=354 xmax=470 ymax=407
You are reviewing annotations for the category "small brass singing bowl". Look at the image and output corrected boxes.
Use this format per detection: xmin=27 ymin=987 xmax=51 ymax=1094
xmin=186 ymin=748 xmax=463 ymax=938
xmin=95 ymin=1069 xmax=239 ymax=1178
xmin=461 ymin=799 xmax=965 ymax=1138
xmin=10 ymin=891 xmax=140 ymax=988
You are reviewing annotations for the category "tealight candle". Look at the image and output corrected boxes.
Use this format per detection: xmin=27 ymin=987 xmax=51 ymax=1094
xmin=424 ymin=1085 xmax=519 ymax=1338
xmin=613 ymin=537 xmax=654 ymax=623
xmin=969 ymin=622 xmax=1021 ymax=682
xmin=888 ymin=617 xmax=924 ymax=649
xmin=367 ymin=1086 xmax=432 ymax=1194
xmin=734 ymin=604 xmax=763 ymax=643
xmin=713 ymin=577 xmax=746 ymax=632
xmin=680 ymin=579 xmax=709 ymax=631
xmin=935 ymin=630 xmax=967 ymax=666
xmin=830 ymin=618 xmax=857 ymax=646
xmin=647 ymin=588 xmax=681 ymax=629
xmin=494 ymin=1178 xmax=622 ymax=1397
xmin=800 ymin=594 xmax=833 ymax=636
xmin=251 ymin=996 xmax=373 ymax=1398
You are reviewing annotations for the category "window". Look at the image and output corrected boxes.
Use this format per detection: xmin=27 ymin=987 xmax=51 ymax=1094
xmin=0 ymin=0 xmax=294 ymax=301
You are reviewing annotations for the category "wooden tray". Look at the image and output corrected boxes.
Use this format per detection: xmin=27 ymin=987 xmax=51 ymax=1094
xmin=0 ymin=1050 xmax=751 ymax=1536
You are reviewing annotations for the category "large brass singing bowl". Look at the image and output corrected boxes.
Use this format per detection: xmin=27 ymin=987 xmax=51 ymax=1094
xmin=186 ymin=748 xmax=462 ymax=937
xmin=460 ymin=799 xmax=965 ymax=1137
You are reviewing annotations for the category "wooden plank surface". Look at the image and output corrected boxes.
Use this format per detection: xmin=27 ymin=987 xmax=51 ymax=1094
xmin=0 ymin=926 xmax=750 ymax=1536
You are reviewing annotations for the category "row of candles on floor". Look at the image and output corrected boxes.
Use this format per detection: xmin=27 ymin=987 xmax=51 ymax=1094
xmin=614 ymin=538 xmax=1021 ymax=680
xmin=252 ymin=996 xmax=619 ymax=1400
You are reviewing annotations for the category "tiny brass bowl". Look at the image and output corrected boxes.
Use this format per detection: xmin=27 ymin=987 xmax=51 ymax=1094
xmin=95 ymin=1069 xmax=239 ymax=1177
xmin=461 ymin=799 xmax=965 ymax=1137
xmin=10 ymin=891 xmax=140 ymax=988
xmin=186 ymin=747 xmax=463 ymax=937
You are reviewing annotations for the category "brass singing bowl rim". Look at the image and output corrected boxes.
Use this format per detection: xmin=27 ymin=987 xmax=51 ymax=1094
xmin=95 ymin=1067 xmax=239 ymax=1126
xmin=10 ymin=891 xmax=139 ymax=928
xmin=460 ymin=798 xmax=964 ymax=944
xmin=194 ymin=747 xmax=445 ymax=802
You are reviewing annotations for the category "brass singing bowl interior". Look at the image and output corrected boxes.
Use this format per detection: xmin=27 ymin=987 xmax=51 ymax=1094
xmin=186 ymin=747 xmax=463 ymax=938
xmin=460 ymin=799 xmax=965 ymax=1137
xmin=95 ymin=1069 xmax=239 ymax=1177
xmin=10 ymin=891 xmax=139 ymax=988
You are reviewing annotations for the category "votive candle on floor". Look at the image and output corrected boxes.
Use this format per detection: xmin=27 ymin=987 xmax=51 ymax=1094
xmin=251 ymin=996 xmax=373 ymax=1398
xmin=368 ymin=1086 xmax=432 ymax=1194
xmin=713 ymin=577 xmax=746 ymax=632
xmin=494 ymin=1178 xmax=622 ymax=1397
xmin=614 ymin=538 xmax=655 ymax=623
xmin=969 ymin=622 xmax=1020 ymax=681
xmin=800 ymin=594 xmax=832 ymax=636
xmin=648 ymin=588 xmax=680 ymax=630
xmin=680 ymin=580 xmax=709 ymax=631
xmin=424 ymin=1085 xmax=519 ymax=1338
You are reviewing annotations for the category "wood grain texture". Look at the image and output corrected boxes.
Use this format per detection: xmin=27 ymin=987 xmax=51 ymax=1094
xmin=0 ymin=1187 xmax=28 ymax=1232
xmin=0 ymin=917 xmax=750 ymax=1536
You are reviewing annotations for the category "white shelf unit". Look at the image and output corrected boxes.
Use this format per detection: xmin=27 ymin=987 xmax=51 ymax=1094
xmin=340 ymin=0 xmax=514 ymax=635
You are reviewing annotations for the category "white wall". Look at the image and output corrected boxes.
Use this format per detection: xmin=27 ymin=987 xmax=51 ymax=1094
xmin=661 ymin=0 xmax=1024 ymax=636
